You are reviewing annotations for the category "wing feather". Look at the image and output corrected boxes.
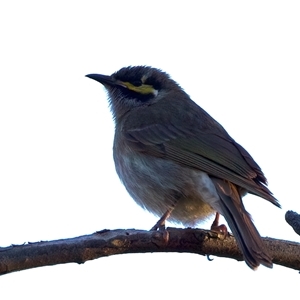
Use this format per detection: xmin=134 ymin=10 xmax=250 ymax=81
xmin=124 ymin=123 xmax=279 ymax=207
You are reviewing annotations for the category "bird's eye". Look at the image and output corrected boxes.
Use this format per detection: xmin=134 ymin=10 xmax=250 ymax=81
xmin=132 ymin=80 xmax=142 ymax=87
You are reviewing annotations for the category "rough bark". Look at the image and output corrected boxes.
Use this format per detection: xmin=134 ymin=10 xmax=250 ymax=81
xmin=0 ymin=227 xmax=299 ymax=275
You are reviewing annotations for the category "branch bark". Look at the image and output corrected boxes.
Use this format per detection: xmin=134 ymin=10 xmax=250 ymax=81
xmin=0 ymin=227 xmax=299 ymax=275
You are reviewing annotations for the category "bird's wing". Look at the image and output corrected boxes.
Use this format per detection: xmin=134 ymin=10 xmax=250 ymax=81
xmin=124 ymin=122 xmax=279 ymax=206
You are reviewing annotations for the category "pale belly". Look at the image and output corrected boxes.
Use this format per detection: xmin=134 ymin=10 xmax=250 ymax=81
xmin=114 ymin=145 xmax=221 ymax=226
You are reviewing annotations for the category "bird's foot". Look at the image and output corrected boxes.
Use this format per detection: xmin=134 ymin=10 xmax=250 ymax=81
xmin=150 ymin=210 xmax=173 ymax=243
xmin=210 ymin=212 xmax=228 ymax=239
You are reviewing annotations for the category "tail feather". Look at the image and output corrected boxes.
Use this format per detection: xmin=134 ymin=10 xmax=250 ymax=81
xmin=211 ymin=177 xmax=272 ymax=269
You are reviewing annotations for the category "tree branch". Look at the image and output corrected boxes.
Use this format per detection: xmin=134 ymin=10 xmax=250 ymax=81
xmin=0 ymin=227 xmax=299 ymax=275
xmin=286 ymin=210 xmax=300 ymax=236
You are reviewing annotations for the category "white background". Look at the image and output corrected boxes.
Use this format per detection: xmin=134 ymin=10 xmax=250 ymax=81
xmin=1 ymin=1 xmax=300 ymax=298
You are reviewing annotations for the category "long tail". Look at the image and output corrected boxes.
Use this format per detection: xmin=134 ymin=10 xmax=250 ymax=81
xmin=211 ymin=177 xmax=272 ymax=269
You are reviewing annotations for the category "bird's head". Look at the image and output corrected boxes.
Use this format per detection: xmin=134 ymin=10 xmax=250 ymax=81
xmin=86 ymin=66 xmax=184 ymax=119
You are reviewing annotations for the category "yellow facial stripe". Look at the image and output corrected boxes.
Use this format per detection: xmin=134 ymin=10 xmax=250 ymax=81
xmin=121 ymin=81 xmax=157 ymax=95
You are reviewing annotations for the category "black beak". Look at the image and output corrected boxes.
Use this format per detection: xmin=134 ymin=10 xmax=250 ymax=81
xmin=86 ymin=74 xmax=116 ymax=86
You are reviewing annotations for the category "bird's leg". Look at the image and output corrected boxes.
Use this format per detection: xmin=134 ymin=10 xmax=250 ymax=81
xmin=210 ymin=212 xmax=228 ymax=235
xmin=150 ymin=206 xmax=175 ymax=244
xmin=150 ymin=208 xmax=173 ymax=231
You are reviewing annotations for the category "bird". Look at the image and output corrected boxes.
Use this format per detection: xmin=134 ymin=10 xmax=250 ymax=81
xmin=86 ymin=66 xmax=280 ymax=269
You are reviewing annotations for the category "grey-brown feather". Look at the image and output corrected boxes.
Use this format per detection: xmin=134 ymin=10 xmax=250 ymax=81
xmin=211 ymin=178 xmax=273 ymax=269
